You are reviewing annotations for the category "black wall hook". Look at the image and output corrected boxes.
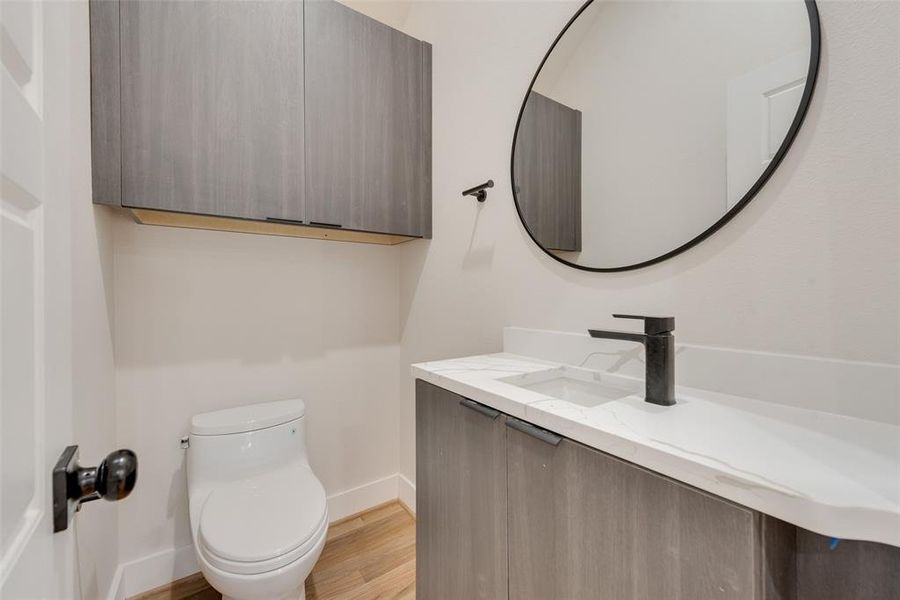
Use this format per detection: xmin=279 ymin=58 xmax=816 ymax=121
xmin=462 ymin=180 xmax=494 ymax=202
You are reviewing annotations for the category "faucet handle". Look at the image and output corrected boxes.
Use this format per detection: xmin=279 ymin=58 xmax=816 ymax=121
xmin=612 ymin=314 xmax=674 ymax=335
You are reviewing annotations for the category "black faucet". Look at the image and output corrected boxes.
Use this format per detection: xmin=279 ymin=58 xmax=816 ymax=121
xmin=588 ymin=314 xmax=676 ymax=406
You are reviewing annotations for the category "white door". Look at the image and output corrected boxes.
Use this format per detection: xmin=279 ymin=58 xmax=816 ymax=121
xmin=1 ymin=0 xmax=76 ymax=597
xmin=726 ymin=49 xmax=809 ymax=209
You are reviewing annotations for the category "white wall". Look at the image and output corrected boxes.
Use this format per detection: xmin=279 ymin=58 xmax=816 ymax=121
xmin=112 ymin=217 xmax=407 ymax=565
xmin=52 ymin=1 xmax=121 ymax=598
xmin=396 ymin=0 xmax=900 ymax=485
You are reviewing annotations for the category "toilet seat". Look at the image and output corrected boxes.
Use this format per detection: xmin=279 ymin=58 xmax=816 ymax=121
xmin=198 ymin=465 xmax=327 ymax=576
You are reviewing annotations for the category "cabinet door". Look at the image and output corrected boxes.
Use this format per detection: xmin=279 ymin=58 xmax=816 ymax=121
xmin=305 ymin=0 xmax=431 ymax=237
xmin=90 ymin=0 xmax=122 ymax=206
xmin=415 ymin=381 xmax=507 ymax=600
xmin=513 ymin=91 xmax=581 ymax=252
xmin=507 ymin=424 xmax=760 ymax=600
xmin=120 ymin=1 xmax=304 ymax=221
xmin=795 ymin=529 xmax=900 ymax=599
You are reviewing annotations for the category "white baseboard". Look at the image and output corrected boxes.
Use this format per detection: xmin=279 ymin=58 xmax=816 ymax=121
xmin=113 ymin=473 xmax=415 ymax=599
xmin=326 ymin=473 xmax=400 ymax=522
xmin=397 ymin=473 xmax=416 ymax=515
xmin=105 ymin=564 xmax=125 ymax=600
xmin=117 ymin=544 xmax=199 ymax=600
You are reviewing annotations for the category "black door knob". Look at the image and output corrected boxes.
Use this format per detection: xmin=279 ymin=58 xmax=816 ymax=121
xmin=96 ymin=449 xmax=138 ymax=501
xmin=53 ymin=446 xmax=138 ymax=532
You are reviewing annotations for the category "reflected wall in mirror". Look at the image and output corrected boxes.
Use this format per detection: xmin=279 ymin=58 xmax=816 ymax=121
xmin=512 ymin=0 xmax=820 ymax=271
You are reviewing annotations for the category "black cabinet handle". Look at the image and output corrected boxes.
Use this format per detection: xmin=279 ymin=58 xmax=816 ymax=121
xmin=506 ymin=417 xmax=562 ymax=446
xmin=265 ymin=217 xmax=305 ymax=225
xmin=459 ymin=398 xmax=500 ymax=419
xmin=308 ymin=221 xmax=343 ymax=228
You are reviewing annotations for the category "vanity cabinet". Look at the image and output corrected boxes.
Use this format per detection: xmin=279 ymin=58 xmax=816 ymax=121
xmin=90 ymin=0 xmax=432 ymax=243
xmin=415 ymin=380 xmax=508 ymax=600
xmin=415 ymin=380 xmax=900 ymax=600
xmin=507 ymin=423 xmax=759 ymax=599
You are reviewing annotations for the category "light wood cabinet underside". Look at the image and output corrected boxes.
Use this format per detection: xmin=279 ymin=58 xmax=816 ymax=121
xmin=129 ymin=209 xmax=418 ymax=245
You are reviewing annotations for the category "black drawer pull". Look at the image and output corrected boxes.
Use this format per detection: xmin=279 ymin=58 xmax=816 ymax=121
xmin=506 ymin=417 xmax=562 ymax=446
xmin=459 ymin=398 xmax=500 ymax=419
xmin=309 ymin=221 xmax=343 ymax=228
xmin=266 ymin=217 xmax=305 ymax=225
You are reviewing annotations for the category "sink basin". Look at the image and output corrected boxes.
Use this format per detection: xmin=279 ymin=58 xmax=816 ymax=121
xmin=501 ymin=366 xmax=639 ymax=407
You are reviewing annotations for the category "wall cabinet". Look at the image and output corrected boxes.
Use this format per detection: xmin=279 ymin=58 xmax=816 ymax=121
xmin=305 ymin=0 xmax=431 ymax=237
xmin=90 ymin=0 xmax=431 ymax=243
xmin=119 ymin=0 xmax=305 ymax=223
xmin=416 ymin=380 xmax=900 ymax=600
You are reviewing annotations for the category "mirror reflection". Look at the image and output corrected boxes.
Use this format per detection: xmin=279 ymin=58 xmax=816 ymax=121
xmin=513 ymin=0 xmax=815 ymax=270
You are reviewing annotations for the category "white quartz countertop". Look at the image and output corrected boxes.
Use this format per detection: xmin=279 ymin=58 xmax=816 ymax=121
xmin=412 ymin=353 xmax=900 ymax=547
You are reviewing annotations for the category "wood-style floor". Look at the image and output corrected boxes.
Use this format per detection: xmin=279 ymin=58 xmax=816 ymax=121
xmin=130 ymin=501 xmax=416 ymax=600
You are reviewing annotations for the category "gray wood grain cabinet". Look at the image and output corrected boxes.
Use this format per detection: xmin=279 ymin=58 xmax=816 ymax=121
xmin=304 ymin=0 xmax=432 ymax=237
xmin=507 ymin=423 xmax=760 ymax=600
xmin=119 ymin=0 xmax=305 ymax=222
xmin=89 ymin=0 xmax=432 ymax=241
xmin=415 ymin=381 xmax=900 ymax=600
xmin=415 ymin=380 xmax=508 ymax=600
xmin=513 ymin=91 xmax=581 ymax=252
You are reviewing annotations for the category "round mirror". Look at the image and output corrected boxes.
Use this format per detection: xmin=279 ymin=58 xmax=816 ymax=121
xmin=512 ymin=0 xmax=820 ymax=271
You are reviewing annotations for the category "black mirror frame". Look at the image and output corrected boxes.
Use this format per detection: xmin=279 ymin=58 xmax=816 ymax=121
xmin=510 ymin=0 xmax=822 ymax=273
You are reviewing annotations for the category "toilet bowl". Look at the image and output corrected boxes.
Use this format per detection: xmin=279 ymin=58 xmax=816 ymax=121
xmin=187 ymin=400 xmax=328 ymax=600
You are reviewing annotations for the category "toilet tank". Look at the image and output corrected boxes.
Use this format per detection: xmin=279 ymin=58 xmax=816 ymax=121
xmin=187 ymin=399 xmax=310 ymax=489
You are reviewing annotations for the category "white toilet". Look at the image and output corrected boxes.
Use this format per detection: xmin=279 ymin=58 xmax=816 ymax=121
xmin=187 ymin=400 xmax=328 ymax=600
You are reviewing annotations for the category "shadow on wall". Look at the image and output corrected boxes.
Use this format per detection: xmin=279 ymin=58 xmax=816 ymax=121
xmin=168 ymin=453 xmax=191 ymax=570
xmin=95 ymin=206 xmax=118 ymax=346
xmin=462 ymin=202 xmax=496 ymax=270
xmin=397 ymin=186 xmax=499 ymax=343
xmin=110 ymin=209 xmax=404 ymax=369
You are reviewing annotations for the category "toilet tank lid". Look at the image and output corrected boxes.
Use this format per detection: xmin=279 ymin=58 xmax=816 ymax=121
xmin=191 ymin=399 xmax=305 ymax=436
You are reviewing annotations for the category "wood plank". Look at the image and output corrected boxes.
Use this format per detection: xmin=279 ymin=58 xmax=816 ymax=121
xmin=129 ymin=209 xmax=418 ymax=245
xmin=308 ymin=503 xmax=415 ymax=599
xmin=326 ymin=516 xmax=366 ymax=542
xmin=339 ymin=558 xmax=416 ymax=600
xmin=128 ymin=573 xmax=218 ymax=600
xmin=127 ymin=501 xmax=416 ymax=600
